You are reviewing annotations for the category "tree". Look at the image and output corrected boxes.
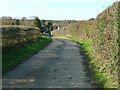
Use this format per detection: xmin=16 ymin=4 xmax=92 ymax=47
xmin=41 ymin=20 xmax=46 ymax=26
xmin=32 ymin=17 xmax=41 ymax=29
xmin=47 ymin=22 xmax=53 ymax=35
xmin=21 ymin=17 xmax=28 ymax=25
xmin=40 ymin=26 xmax=45 ymax=34
xmin=40 ymin=20 xmax=46 ymax=34
xmin=15 ymin=19 xmax=20 ymax=25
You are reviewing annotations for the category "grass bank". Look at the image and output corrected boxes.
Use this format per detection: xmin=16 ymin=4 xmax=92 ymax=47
xmin=65 ymin=36 xmax=117 ymax=88
xmin=2 ymin=36 xmax=52 ymax=73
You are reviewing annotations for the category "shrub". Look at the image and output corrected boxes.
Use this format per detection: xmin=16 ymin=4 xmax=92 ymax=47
xmin=2 ymin=25 xmax=40 ymax=51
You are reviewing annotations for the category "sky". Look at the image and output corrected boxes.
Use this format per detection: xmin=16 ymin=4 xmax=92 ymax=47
xmin=0 ymin=0 xmax=117 ymax=20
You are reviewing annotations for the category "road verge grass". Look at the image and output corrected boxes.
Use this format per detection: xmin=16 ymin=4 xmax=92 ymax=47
xmin=65 ymin=36 xmax=117 ymax=88
xmin=2 ymin=36 xmax=52 ymax=73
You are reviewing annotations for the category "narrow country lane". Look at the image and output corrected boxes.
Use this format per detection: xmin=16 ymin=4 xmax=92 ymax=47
xmin=2 ymin=37 xmax=92 ymax=88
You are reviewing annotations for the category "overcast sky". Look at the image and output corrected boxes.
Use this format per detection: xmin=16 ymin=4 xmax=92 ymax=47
xmin=0 ymin=0 xmax=117 ymax=20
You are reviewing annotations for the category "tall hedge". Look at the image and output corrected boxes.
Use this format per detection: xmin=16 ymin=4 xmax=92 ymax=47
xmin=53 ymin=2 xmax=119 ymax=88
xmin=2 ymin=25 xmax=40 ymax=51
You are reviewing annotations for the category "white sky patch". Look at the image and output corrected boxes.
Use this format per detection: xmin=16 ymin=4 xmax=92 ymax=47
xmin=40 ymin=0 xmax=116 ymax=2
xmin=0 ymin=2 xmax=10 ymax=7
xmin=0 ymin=0 xmax=117 ymax=20
xmin=1 ymin=0 xmax=116 ymax=3
xmin=31 ymin=7 xmax=39 ymax=11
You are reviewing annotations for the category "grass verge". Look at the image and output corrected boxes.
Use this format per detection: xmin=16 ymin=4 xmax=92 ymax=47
xmin=2 ymin=36 xmax=52 ymax=73
xmin=65 ymin=36 xmax=117 ymax=88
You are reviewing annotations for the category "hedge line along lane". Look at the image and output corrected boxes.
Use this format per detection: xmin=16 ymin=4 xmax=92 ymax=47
xmin=2 ymin=37 xmax=92 ymax=88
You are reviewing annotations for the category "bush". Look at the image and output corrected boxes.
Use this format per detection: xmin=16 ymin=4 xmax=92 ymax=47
xmin=2 ymin=25 xmax=40 ymax=51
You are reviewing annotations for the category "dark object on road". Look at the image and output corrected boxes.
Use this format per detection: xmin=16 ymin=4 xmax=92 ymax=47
xmin=68 ymin=77 xmax=73 ymax=79
xmin=53 ymin=69 xmax=59 ymax=72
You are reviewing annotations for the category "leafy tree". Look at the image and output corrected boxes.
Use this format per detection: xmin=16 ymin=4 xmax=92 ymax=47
xmin=40 ymin=26 xmax=45 ymax=34
xmin=32 ymin=17 xmax=41 ymax=29
xmin=15 ymin=19 xmax=20 ymax=25
xmin=21 ymin=17 xmax=28 ymax=25
xmin=40 ymin=20 xmax=46 ymax=34
xmin=41 ymin=20 xmax=46 ymax=26
xmin=47 ymin=22 xmax=53 ymax=35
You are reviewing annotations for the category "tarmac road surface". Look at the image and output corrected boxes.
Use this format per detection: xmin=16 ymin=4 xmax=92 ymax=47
xmin=2 ymin=37 xmax=92 ymax=88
